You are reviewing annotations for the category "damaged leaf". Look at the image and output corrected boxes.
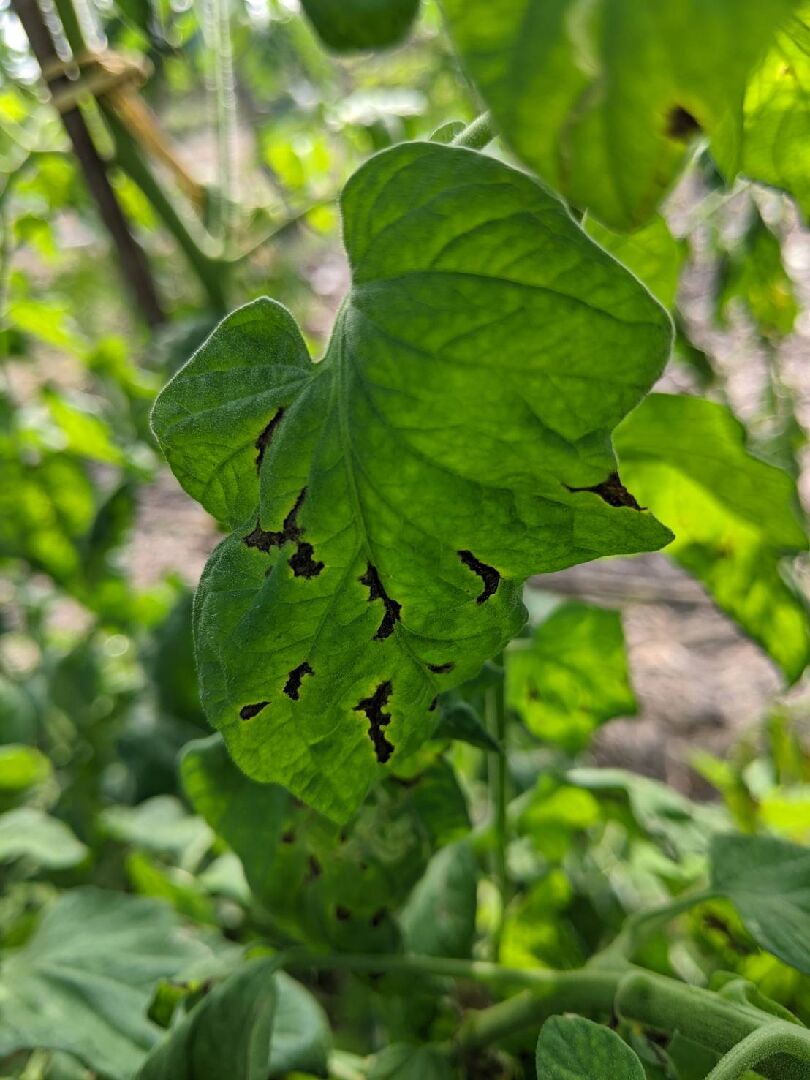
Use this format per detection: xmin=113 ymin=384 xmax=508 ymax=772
xmin=153 ymin=140 xmax=672 ymax=820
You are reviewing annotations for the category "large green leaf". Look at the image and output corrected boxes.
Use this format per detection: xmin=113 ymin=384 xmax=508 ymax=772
xmin=584 ymin=216 xmax=685 ymax=311
xmin=506 ymin=602 xmax=636 ymax=750
xmin=135 ymin=958 xmax=277 ymax=1080
xmin=180 ymin=734 xmax=466 ymax=951
xmin=615 ymin=393 xmax=809 ymax=682
xmin=717 ymin=5 xmax=810 ymax=217
xmin=0 ymin=888 xmax=212 ymax=1078
xmin=268 ymin=972 xmax=331 ymax=1078
xmin=300 ymin=0 xmax=420 ymax=52
xmin=153 ymin=141 xmax=672 ymax=821
xmin=710 ymin=833 xmax=810 ymax=974
xmin=535 ymin=1016 xmax=644 ymax=1080
xmin=441 ymin=0 xmax=795 ymax=230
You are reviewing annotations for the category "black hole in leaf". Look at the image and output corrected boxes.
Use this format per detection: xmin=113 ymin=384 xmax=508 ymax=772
xmin=307 ymin=855 xmax=321 ymax=880
xmin=336 ymin=905 xmax=351 ymax=921
xmin=284 ymin=661 xmax=314 ymax=700
xmin=564 ymin=471 xmax=645 ymax=510
xmin=359 ymin=562 xmax=401 ymax=640
xmin=370 ymin=908 xmax=386 ymax=928
xmin=429 ymin=697 xmax=438 ymax=712
xmin=281 ymin=829 xmax=295 ymax=844
xmin=427 ymin=662 xmax=454 ymax=674
xmin=239 ymin=701 xmax=268 ymax=720
xmin=458 ymin=550 xmax=500 ymax=604
xmin=353 ymin=680 xmax=394 ymax=763
xmin=244 ymin=489 xmax=305 ymax=552
xmin=255 ymin=407 xmax=285 ymax=471
xmin=289 ymin=542 xmax=324 ymax=579
xmin=667 ymin=105 xmax=701 ymax=140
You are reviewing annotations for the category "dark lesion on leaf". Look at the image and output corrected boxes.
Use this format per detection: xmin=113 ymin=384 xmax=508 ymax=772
xmin=239 ymin=701 xmax=269 ymax=720
xmin=429 ymin=696 xmax=438 ymax=712
xmin=335 ymin=905 xmax=351 ymax=921
xmin=428 ymin=661 xmax=455 ymax=674
xmin=255 ymin=407 xmax=286 ymax=471
xmin=666 ymin=105 xmax=701 ymax=141
xmin=370 ymin=907 xmax=386 ymax=927
xmin=243 ymin=487 xmax=324 ymax=577
xmin=565 ymin=471 xmax=645 ymax=510
xmin=353 ymin=680 xmax=394 ymax=763
xmin=284 ymin=661 xmax=314 ymax=700
xmin=359 ymin=562 xmax=402 ymax=640
xmin=458 ymin=549 xmax=500 ymax=604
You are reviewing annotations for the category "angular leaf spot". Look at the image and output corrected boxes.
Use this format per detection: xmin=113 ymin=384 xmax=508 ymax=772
xmin=565 ymin=472 xmax=644 ymax=510
xmin=359 ymin=563 xmax=401 ymax=640
xmin=255 ymin=407 xmax=286 ymax=471
xmin=284 ymin=661 xmax=314 ymax=700
xmin=457 ymin=550 xmax=500 ymax=604
xmin=353 ymin=681 xmax=394 ymax=763
xmin=239 ymin=701 xmax=269 ymax=720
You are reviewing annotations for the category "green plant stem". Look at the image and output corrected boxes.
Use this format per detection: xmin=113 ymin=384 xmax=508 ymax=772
xmin=706 ymin=1023 xmax=810 ymax=1080
xmin=451 ymin=112 xmax=495 ymax=150
xmin=284 ymin=952 xmax=810 ymax=1080
xmin=485 ymin=666 xmax=508 ymax=960
xmin=102 ymin=108 xmax=228 ymax=311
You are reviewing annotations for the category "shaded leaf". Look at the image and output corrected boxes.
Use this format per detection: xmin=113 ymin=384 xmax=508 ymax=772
xmin=268 ymin=971 xmax=331 ymax=1078
xmin=0 ymin=807 xmax=87 ymax=869
xmin=442 ymin=0 xmax=794 ymax=229
xmin=710 ymin=832 xmax=810 ymax=973
xmin=400 ymin=841 xmax=477 ymax=958
xmin=506 ymin=602 xmax=636 ymax=751
xmin=135 ymin=957 xmax=277 ymax=1080
xmin=0 ymin=888 xmax=213 ymax=1078
xmin=536 ymin=1016 xmax=644 ymax=1079
xmin=153 ymin=141 xmax=672 ymax=821
xmin=369 ymin=1043 xmax=454 ymax=1079
xmin=100 ymin=796 xmax=213 ymax=870
xmin=301 ymin=0 xmax=420 ymax=52
xmin=615 ymin=393 xmax=810 ymax=682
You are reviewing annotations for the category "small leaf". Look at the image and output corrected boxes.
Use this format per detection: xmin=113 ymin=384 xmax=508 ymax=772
xmin=615 ymin=393 xmax=810 ymax=682
xmin=0 ymin=888 xmax=213 ymax=1078
xmin=535 ymin=1016 xmax=644 ymax=1080
xmin=154 ymin=140 xmax=672 ymax=821
xmin=369 ymin=1043 xmax=454 ymax=1080
xmin=0 ymin=807 xmax=87 ymax=869
xmin=434 ymin=695 xmax=500 ymax=753
xmin=442 ymin=0 xmax=796 ymax=229
xmin=400 ymin=841 xmax=477 ymax=958
xmin=0 ymin=744 xmax=51 ymax=793
xmin=268 ymin=972 xmax=331 ymax=1078
xmin=135 ymin=957 xmax=277 ymax=1080
xmin=710 ymin=832 xmax=810 ymax=974
xmin=507 ymin=602 xmax=636 ymax=750
xmin=301 ymin=0 xmax=420 ymax=52
xmin=100 ymin=796 xmax=213 ymax=869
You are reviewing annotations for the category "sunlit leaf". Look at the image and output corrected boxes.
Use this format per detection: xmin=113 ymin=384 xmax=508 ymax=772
xmin=153 ymin=141 xmax=672 ymax=820
xmin=615 ymin=394 xmax=810 ymax=682
xmin=441 ymin=0 xmax=795 ymax=229
xmin=506 ymin=602 xmax=636 ymax=751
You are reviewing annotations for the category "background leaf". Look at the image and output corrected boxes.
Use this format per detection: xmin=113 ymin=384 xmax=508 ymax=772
xmin=535 ymin=1016 xmax=644 ymax=1080
xmin=301 ymin=0 xmax=420 ymax=52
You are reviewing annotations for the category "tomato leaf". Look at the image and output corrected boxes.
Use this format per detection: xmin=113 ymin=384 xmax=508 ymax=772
xmin=301 ymin=0 xmax=420 ymax=52
xmin=135 ymin=958 xmax=277 ymax=1080
xmin=441 ymin=0 xmax=796 ymax=230
xmin=710 ymin=833 xmax=810 ymax=974
xmin=615 ymin=393 xmax=810 ymax=682
xmin=0 ymin=888 xmax=213 ymax=1078
xmin=536 ymin=1016 xmax=644 ymax=1080
xmin=507 ymin=602 xmax=636 ymax=751
xmin=153 ymin=141 xmax=672 ymax=821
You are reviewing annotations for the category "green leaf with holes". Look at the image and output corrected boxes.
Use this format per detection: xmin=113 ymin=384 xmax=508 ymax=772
xmin=536 ymin=1016 xmax=644 ymax=1080
xmin=181 ymin=734 xmax=466 ymax=951
xmin=135 ymin=957 xmax=277 ymax=1080
xmin=710 ymin=833 xmax=810 ymax=974
xmin=615 ymin=393 xmax=810 ymax=683
xmin=152 ymin=140 xmax=672 ymax=821
xmin=715 ymin=5 xmax=810 ymax=218
xmin=300 ymin=0 xmax=420 ymax=52
xmin=441 ymin=0 xmax=795 ymax=230
xmin=506 ymin=602 xmax=636 ymax=751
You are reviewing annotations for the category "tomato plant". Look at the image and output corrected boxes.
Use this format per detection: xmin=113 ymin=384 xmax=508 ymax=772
xmin=3 ymin=0 xmax=810 ymax=1077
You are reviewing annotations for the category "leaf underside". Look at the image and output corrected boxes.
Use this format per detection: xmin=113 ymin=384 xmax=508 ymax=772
xmin=153 ymin=140 xmax=673 ymax=821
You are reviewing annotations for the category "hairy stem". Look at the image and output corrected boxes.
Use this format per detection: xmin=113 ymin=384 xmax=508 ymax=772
xmin=485 ymin=664 xmax=508 ymax=960
xmin=451 ymin=112 xmax=495 ymax=150
xmin=705 ymin=1023 xmax=810 ymax=1080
